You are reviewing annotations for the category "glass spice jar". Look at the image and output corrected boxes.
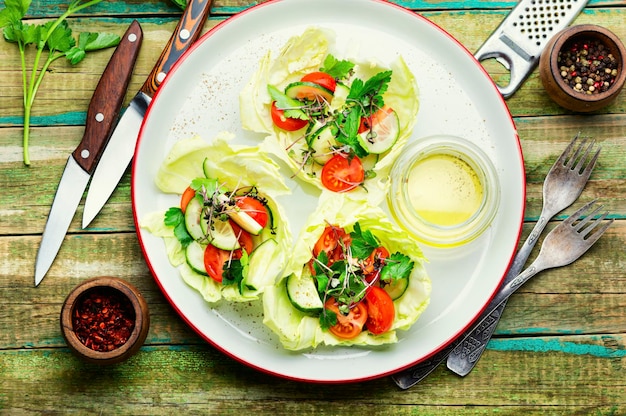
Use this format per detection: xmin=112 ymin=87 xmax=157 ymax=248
xmin=539 ymin=24 xmax=626 ymax=112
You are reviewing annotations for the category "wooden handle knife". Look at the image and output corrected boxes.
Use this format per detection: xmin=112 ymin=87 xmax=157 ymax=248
xmin=72 ymin=20 xmax=143 ymax=173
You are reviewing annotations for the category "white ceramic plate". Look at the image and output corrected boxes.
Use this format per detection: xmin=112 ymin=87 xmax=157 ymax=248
xmin=132 ymin=0 xmax=525 ymax=383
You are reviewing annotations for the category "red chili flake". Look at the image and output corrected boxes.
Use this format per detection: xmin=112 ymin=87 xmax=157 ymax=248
xmin=72 ymin=288 xmax=135 ymax=352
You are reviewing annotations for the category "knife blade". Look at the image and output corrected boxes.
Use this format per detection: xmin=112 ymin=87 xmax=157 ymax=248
xmin=81 ymin=0 xmax=213 ymax=228
xmin=34 ymin=21 xmax=143 ymax=286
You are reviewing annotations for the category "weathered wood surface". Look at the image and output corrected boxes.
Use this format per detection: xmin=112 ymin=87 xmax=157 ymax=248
xmin=1 ymin=0 xmax=625 ymax=414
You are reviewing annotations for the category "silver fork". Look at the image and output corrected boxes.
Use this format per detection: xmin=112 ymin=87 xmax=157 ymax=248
xmin=392 ymin=135 xmax=601 ymax=389
xmin=446 ymin=134 xmax=600 ymax=376
xmin=393 ymin=200 xmax=613 ymax=389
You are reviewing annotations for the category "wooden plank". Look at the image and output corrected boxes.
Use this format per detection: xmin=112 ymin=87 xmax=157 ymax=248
xmin=0 ymin=338 xmax=623 ymax=413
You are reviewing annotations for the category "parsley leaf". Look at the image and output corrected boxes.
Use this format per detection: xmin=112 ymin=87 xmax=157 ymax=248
xmin=0 ymin=0 xmax=29 ymax=28
xmin=44 ymin=20 xmax=75 ymax=53
xmin=319 ymin=309 xmax=337 ymax=330
xmin=164 ymin=207 xmax=193 ymax=248
xmin=191 ymin=177 xmax=219 ymax=194
xmin=333 ymin=106 xmax=368 ymax=158
xmin=67 ymin=32 xmax=122 ymax=63
xmin=348 ymin=70 xmax=392 ymax=115
xmin=349 ymin=222 xmax=380 ymax=259
xmin=222 ymin=250 xmax=249 ymax=294
xmin=330 ymin=70 xmax=392 ymax=157
xmin=320 ymin=54 xmax=354 ymax=80
xmin=380 ymin=252 xmax=414 ymax=281
xmin=168 ymin=0 xmax=186 ymax=10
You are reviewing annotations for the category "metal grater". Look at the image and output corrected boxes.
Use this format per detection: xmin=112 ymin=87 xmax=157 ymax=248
xmin=475 ymin=0 xmax=589 ymax=98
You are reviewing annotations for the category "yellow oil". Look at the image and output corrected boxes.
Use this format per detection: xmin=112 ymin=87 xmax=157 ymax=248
xmin=406 ymin=153 xmax=483 ymax=227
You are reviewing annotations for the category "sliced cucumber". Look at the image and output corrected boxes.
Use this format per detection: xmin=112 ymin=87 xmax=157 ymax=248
xmin=200 ymin=159 xmax=220 ymax=182
xmin=309 ymin=123 xmax=338 ymax=165
xmin=245 ymin=238 xmax=281 ymax=291
xmin=382 ymin=276 xmax=409 ymax=300
xmin=185 ymin=240 xmax=208 ymax=276
xmin=360 ymin=153 xmax=379 ymax=172
xmin=184 ymin=197 xmax=206 ymax=241
xmin=357 ymin=108 xmax=400 ymax=154
xmin=204 ymin=217 xmax=240 ymax=250
xmin=286 ymin=268 xmax=323 ymax=314
xmin=329 ymin=83 xmax=350 ymax=111
xmin=285 ymin=81 xmax=334 ymax=102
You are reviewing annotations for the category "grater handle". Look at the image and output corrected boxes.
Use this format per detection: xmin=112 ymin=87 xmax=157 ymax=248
xmin=473 ymin=0 xmax=590 ymax=99
xmin=474 ymin=35 xmax=538 ymax=99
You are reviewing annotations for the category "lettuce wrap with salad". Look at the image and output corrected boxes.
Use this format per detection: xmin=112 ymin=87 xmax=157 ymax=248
xmin=263 ymin=194 xmax=431 ymax=350
xmin=240 ymin=27 xmax=419 ymax=204
xmin=140 ymin=133 xmax=292 ymax=303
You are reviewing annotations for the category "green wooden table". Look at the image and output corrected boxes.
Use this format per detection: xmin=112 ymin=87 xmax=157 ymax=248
xmin=1 ymin=0 xmax=625 ymax=414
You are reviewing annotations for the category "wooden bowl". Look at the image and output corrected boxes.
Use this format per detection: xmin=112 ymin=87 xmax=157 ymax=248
xmin=539 ymin=24 xmax=625 ymax=112
xmin=60 ymin=276 xmax=150 ymax=365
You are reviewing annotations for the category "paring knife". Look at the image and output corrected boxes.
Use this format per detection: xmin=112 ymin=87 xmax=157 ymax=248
xmin=81 ymin=0 xmax=213 ymax=228
xmin=34 ymin=21 xmax=143 ymax=287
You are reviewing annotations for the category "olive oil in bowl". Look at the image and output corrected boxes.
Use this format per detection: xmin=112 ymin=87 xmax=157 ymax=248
xmin=389 ymin=135 xmax=500 ymax=248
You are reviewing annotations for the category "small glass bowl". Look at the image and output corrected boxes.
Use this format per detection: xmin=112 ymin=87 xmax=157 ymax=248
xmin=388 ymin=135 xmax=500 ymax=248
xmin=60 ymin=276 xmax=150 ymax=365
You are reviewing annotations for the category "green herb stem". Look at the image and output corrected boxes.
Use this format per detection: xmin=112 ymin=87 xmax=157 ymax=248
xmin=2 ymin=0 xmax=114 ymax=165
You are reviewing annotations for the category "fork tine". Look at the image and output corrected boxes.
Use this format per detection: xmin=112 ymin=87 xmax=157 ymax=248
xmin=565 ymin=135 xmax=587 ymax=169
xmin=580 ymin=211 xmax=614 ymax=244
xmin=563 ymin=199 xmax=597 ymax=226
xmin=572 ymin=203 xmax=604 ymax=232
xmin=581 ymin=144 xmax=601 ymax=177
xmin=583 ymin=217 xmax=615 ymax=245
xmin=555 ymin=133 xmax=580 ymax=167
xmin=573 ymin=138 xmax=599 ymax=174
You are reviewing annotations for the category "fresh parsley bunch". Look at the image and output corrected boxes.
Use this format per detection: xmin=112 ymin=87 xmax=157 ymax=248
xmin=0 ymin=0 xmax=121 ymax=165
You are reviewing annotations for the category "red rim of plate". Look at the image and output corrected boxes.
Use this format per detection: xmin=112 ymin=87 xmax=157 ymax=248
xmin=131 ymin=0 xmax=526 ymax=383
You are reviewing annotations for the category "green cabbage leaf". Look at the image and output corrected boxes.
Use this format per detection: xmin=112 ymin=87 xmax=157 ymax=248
xmin=240 ymin=27 xmax=420 ymax=205
xmin=262 ymin=194 xmax=431 ymax=350
xmin=140 ymin=133 xmax=292 ymax=303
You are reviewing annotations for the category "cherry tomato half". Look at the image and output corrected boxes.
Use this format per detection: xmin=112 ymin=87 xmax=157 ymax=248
xmin=230 ymin=221 xmax=254 ymax=257
xmin=321 ymin=154 xmax=365 ymax=193
xmin=362 ymin=246 xmax=391 ymax=284
xmin=301 ymin=71 xmax=336 ymax=93
xmin=180 ymin=186 xmax=196 ymax=213
xmin=358 ymin=106 xmax=394 ymax=134
xmin=324 ymin=299 xmax=368 ymax=339
xmin=312 ymin=225 xmax=349 ymax=258
xmin=204 ymin=244 xmax=231 ymax=283
xmin=235 ymin=196 xmax=269 ymax=229
xmin=270 ymin=101 xmax=308 ymax=131
xmin=364 ymin=286 xmax=395 ymax=335
xmin=309 ymin=225 xmax=350 ymax=275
